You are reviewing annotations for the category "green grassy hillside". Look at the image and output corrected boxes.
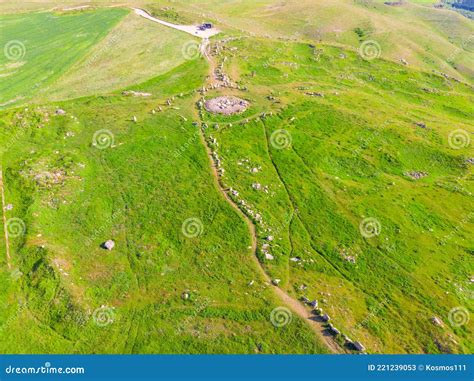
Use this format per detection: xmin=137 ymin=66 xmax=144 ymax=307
xmin=0 ymin=8 xmax=128 ymax=109
xmin=163 ymin=0 xmax=474 ymax=83
xmin=1 ymin=1 xmax=472 ymax=84
xmin=0 ymin=58 xmax=328 ymax=354
xmin=38 ymin=11 xmax=193 ymax=103
xmin=200 ymin=37 xmax=473 ymax=353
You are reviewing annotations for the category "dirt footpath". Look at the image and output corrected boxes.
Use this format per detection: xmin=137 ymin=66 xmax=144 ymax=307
xmin=133 ymin=8 xmax=220 ymax=39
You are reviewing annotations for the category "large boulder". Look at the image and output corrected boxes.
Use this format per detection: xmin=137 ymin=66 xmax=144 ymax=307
xmin=102 ymin=240 xmax=115 ymax=251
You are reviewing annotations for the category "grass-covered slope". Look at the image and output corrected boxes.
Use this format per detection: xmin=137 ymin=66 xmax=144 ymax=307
xmin=201 ymin=37 xmax=473 ymax=353
xmin=0 ymin=58 xmax=328 ymax=354
xmin=1 ymin=0 xmax=472 ymax=83
xmin=0 ymin=8 xmax=128 ymax=109
xmin=38 ymin=12 xmax=194 ymax=103
xmin=162 ymin=0 xmax=474 ymax=83
xmin=0 ymin=3 xmax=472 ymax=355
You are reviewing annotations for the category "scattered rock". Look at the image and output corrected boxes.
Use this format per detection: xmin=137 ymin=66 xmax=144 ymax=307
xmin=265 ymin=253 xmax=274 ymax=260
xmin=431 ymin=316 xmax=444 ymax=326
xmin=102 ymin=240 xmax=115 ymax=251
xmin=405 ymin=171 xmax=428 ymax=180
xmin=312 ymin=307 xmax=323 ymax=316
xmin=272 ymin=279 xmax=281 ymax=286
xmin=415 ymin=122 xmax=427 ymax=129
xmin=328 ymin=323 xmax=340 ymax=335
xmin=321 ymin=313 xmax=330 ymax=322
xmin=353 ymin=341 xmax=366 ymax=352
xmin=384 ymin=1 xmax=404 ymax=6
xmin=305 ymin=92 xmax=324 ymax=97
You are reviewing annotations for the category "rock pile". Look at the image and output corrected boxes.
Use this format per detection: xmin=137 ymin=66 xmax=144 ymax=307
xmin=205 ymin=96 xmax=249 ymax=115
xmin=405 ymin=171 xmax=428 ymax=180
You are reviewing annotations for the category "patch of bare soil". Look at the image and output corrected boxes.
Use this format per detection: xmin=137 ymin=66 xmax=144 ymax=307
xmin=205 ymin=96 xmax=249 ymax=115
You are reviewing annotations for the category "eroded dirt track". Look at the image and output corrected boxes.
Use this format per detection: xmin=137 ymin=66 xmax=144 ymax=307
xmin=197 ymin=40 xmax=344 ymax=354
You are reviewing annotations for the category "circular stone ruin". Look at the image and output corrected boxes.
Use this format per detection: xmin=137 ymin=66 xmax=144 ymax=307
xmin=204 ymin=96 xmax=249 ymax=115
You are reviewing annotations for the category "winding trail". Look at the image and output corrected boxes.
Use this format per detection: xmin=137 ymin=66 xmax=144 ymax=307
xmin=197 ymin=41 xmax=344 ymax=354
xmin=197 ymin=122 xmax=342 ymax=354
xmin=0 ymin=168 xmax=11 ymax=269
xmin=134 ymin=9 xmax=343 ymax=352
xmin=133 ymin=8 xmax=220 ymax=39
